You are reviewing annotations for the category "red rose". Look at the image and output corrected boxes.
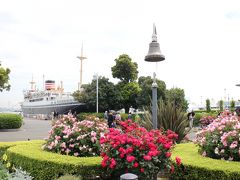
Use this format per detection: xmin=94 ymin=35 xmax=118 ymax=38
xmin=126 ymin=155 xmax=136 ymax=162
xmin=133 ymin=162 xmax=139 ymax=168
xmin=176 ymin=156 xmax=181 ymax=166
xmin=120 ymin=153 xmax=125 ymax=158
xmin=170 ymin=165 xmax=174 ymax=173
xmin=101 ymin=160 xmax=107 ymax=168
xmin=148 ymin=150 xmax=159 ymax=156
xmin=164 ymin=142 xmax=172 ymax=149
xmin=143 ymin=155 xmax=152 ymax=161
xmin=140 ymin=168 xmax=144 ymax=173
xmin=100 ymin=137 xmax=105 ymax=144
xmin=126 ymin=147 xmax=133 ymax=154
xmin=110 ymin=158 xmax=116 ymax=169
xmin=165 ymin=152 xmax=171 ymax=158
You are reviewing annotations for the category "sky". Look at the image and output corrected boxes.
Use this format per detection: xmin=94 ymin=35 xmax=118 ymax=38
xmin=1 ymin=0 xmax=240 ymax=109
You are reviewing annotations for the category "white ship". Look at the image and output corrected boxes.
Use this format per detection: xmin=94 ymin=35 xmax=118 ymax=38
xmin=21 ymin=80 xmax=84 ymax=119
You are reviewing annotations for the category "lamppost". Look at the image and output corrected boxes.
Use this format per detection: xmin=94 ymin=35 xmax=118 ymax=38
xmin=145 ymin=24 xmax=165 ymax=129
xmin=93 ymin=73 xmax=99 ymax=113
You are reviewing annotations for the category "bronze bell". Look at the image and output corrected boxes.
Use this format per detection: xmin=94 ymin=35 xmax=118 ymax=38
xmin=145 ymin=24 xmax=165 ymax=62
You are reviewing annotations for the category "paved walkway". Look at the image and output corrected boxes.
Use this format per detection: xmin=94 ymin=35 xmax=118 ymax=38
xmin=0 ymin=117 xmax=199 ymax=142
xmin=187 ymin=127 xmax=199 ymax=141
xmin=0 ymin=118 xmax=52 ymax=142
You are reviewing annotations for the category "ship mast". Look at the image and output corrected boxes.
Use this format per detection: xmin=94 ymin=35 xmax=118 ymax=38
xmin=29 ymin=75 xmax=35 ymax=91
xmin=76 ymin=43 xmax=87 ymax=91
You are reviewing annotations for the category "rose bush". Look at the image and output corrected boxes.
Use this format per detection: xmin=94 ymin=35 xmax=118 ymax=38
xmin=195 ymin=111 xmax=240 ymax=161
xmin=100 ymin=120 xmax=180 ymax=179
xmin=43 ymin=115 xmax=108 ymax=157
xmin=199 ymin=115 xmax=215 ymax=127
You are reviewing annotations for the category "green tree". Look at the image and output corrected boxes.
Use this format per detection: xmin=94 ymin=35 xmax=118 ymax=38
xmin=72 ymin=76 xmax=121 ymax=112
xmin=137 ymin=76 xmax=166 ymax=108
xmin=219 ymin=100 xmax=224 ymax=111
xmin=206 ymin=99 xmax=211 ymax=112
xmin=0 ymin=64 xmax=10 ymax=92
xmin=166 ymin=88 xmax=188 ymax=111
xmin=116 ymin=82 xmax=141 ymax=112
xmin=230 ymin=99 xmax=235 ymax=112
xmin=111 ymin=54 xmax=138 ymax=83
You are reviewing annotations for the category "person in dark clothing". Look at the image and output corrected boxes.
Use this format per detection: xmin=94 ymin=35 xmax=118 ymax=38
xmin=73 ymin=111 xmax=77 ymax=118
xmin=53 ymin=110 xmax=57 ymax=119
xmin=128 ymin=112 xmax=132 ymax=120
xmin=107 ymin=112 xmax=114 ymax=128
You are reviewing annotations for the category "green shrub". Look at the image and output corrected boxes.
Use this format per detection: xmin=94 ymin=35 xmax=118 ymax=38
xmin=0 ymin=113 xmax=23 ymax=129
xmin=77 ymin=112 xmax=104 ymax=120
xmin=1 ymin=140 xmax=102 ymax=180
xmin=206 ymin=99 xmax=211 ymax=113
xmin=220 ymin=100 xmax=224 ymax=111
xmin=0 ymin=163 xmax=8 ymax=180
xmin=193 ymin=113 xmax=202 ymax=126
xmin=0 ymin=141 xmax=28 ymax=158
xmin=142 ymin=99 xmax=189 ymax=143
xmin=193 ymin=112 xmax=218 ymax=127
xmin=170 ymin=143 xmax=240 ymax=179
xmin=230 ymin=100 xmax=235 ymax=112
xmin=194 ymin=110 xmax=219 ymax=114
xmin=120 ymin=113 xmax=128 ymax=120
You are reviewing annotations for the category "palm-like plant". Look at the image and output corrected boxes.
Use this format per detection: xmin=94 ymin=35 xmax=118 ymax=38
xmin=142 ymin=99 xmax=189 ymax=143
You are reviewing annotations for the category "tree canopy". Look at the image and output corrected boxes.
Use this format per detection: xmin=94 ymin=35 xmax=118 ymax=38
xmin=111 ymin=54 xmax=138 ymax=83
xmin=116 ymin=82 xmax=141 ymax=112
xmin=0 ymin=64 xmax=10 ymax=92
xmin=166 ymin=88 xmax=188 ymax=111
xmin=73 ymin=54 xmax=189 ymax=112
xmin=72 ymin=76 xmax=121 ymax=112
xmin=137 ymin=76 xmax=166 ymax=108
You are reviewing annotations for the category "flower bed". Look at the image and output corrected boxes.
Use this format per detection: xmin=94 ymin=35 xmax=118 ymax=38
xmin=170 ymin=143 xmax=240 ymax=179
xmin=199 ymin=115 xmax=215 ymax=127
xmin=43 ymin=115 xmax=108 ymax=157
xmin=195 ymin=112 xmax=240 ymax=161
xmin=100 ymin=120 xmax=180 ymax=179
xmin=0 ymin=140 xmax=102 ymax=180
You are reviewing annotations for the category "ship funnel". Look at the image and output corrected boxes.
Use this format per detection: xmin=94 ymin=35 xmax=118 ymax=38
xmin=45 ymin=80 xmax=55 ymax=90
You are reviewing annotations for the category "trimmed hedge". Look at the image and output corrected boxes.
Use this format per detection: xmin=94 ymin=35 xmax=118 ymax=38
xmin=77 ymin=112 xmax=130 ymax=121
xmin=0 ymin=113 xmax=23 ymax=129
xmin=0 ymin=163 xmax=8 ymax=180
xmin=0 ymin=140 xmax=102 ymax=180
xmin=171 ymin=143 xmax=240 ymax=179
xmin=77 ymin=112 xmax=104 ymax=120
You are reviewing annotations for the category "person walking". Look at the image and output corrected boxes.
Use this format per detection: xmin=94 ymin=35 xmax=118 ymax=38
xmin=128 ymin=112 xmax=132 ymax=120
xmin=104 ymin=111 xmax=108 ymax=121
xmin=107 ymin=112 xmax=114 ymax=128
xmin=115 ymin=112 xmax=121 ymax=125
xmin=188 ymin=110 xmax=195 ymax=129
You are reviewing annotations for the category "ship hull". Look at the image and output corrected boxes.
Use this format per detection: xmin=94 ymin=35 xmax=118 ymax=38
xmin=21 ymin=102 xmax=84 ymax=118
